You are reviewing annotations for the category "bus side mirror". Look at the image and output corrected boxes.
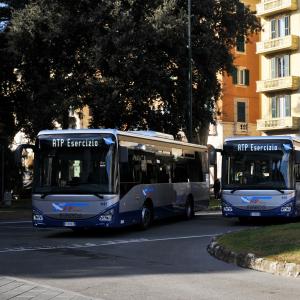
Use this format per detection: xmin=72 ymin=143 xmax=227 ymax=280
xmin=119 ymin=146 xmax=128 ymax=163
xmin=296 ymin=151 xmax=300 ymax=164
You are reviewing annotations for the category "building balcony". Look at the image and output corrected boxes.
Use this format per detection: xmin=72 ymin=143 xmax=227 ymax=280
xmin=256 ymin=35 xmax=299 ymax=55
xmin=234 ymin=122 xmax=248 ymax=134
xmin=256 ymin=0 xmax=298 ymax=17
xmin=256 ymin=76 xmax=300 ymax=93
xmin=257 ymin=116 xmax=300 ymax=131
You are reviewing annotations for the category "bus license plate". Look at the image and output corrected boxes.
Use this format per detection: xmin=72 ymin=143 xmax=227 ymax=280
xmin=64 ymin=221 xmax=76 ymax=227
xmin=250 ymin=212 xmax=261 ymax=217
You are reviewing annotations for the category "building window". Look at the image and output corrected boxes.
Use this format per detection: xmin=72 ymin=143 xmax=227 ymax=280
xmin=232 ymin=67 xmax=249 ymax=86
xmin=271 ymin=55 xmax=289 ymax=78
xmin=271 ymin=95 xmax=291 ymax=118
xmin=237 ymin=102 xmax=246 ymax=122
xmin=236 ymin=35 xmax=245 ymax=53
xmin=234 ymin=99 xmax=248 ymax=124
xmin=271 ymin=15 xmax=290 ymax=39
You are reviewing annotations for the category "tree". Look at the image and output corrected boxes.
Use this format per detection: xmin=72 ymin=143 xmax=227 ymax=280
xmin=5 ymin=0 xmax=260 ymax=142
xmin=0 ymin=0 xmax=28 ymax=142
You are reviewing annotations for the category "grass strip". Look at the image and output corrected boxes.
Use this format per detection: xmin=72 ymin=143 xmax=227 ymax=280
xmin=217 ymin=222 xmax=300 ymax=265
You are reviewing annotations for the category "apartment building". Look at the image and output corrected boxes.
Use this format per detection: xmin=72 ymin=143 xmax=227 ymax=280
xmin=256 ymin=0 xmax=300 ymax=135
xmin=208 ymin=0 xmax=261 ymax=179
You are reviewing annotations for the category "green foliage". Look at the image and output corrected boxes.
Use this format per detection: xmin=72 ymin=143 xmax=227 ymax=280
xmin=218 ymin=222 xmax=300 ymax=264
xmin=0 ymin=1 xmax=28 ymax=141
xmin=2 ymin=0 xmax=260 ymax=141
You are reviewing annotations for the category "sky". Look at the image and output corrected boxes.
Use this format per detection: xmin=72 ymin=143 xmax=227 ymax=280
xmin=0 ymin=2 xmax=9 ymax=31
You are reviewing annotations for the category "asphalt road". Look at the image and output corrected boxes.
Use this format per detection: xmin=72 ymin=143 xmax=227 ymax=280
xmin=0 ymin=213 xmax=300 ymax=300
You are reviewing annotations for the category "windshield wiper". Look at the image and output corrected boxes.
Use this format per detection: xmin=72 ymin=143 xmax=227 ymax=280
xmin=39 ymin=191 xmax=105 ymax=199
xmin=230 ymin=188 xmax=241 ymax=194
xmin=230 ymin=187 xmax=285 ymax=194
xmin=40 ymin=192 xmax=52 ymax=199
xmin=94 ymin=193 xmax=104 ymax=199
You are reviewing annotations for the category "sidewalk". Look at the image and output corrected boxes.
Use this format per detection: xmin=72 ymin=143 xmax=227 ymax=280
xmin=0 ymin=277 xmax=102 ymax=300
xmin=0 ymin=199 xmax=32 ymax=222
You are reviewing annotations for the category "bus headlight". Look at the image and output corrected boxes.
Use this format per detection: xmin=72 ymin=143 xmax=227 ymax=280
xmin=281 ymin=204 xmax=292 ymax=212
xmin=99 ymin=209 xmax=114 ymax=222
xmin=33 ymin=214 xmax=44 ymax=221
xmin=223 ymin=206 xmax=233 ymax=212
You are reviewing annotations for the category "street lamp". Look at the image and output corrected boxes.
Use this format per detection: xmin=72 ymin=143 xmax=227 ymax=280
xmin=187 ymin=0 xmax=193 ymax=142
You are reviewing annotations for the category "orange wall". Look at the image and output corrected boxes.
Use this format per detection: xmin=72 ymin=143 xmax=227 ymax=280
xmin=221 ymin=32 xmax=260 ymax=124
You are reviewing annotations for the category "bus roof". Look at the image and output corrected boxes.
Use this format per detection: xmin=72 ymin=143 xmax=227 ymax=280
xmin=37 ymin=129 xmax=207 ymax=152
xmin=225 ymin=135 xmax=300 ymax=144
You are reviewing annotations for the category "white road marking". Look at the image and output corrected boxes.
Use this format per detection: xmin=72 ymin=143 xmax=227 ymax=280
xmin=0 ymin=234 xmax=221 ymax=254
xmin=0 ymin=221 xmax=32 ymax=225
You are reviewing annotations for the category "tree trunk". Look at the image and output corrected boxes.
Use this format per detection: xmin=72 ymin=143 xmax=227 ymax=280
xmin=194 ymin=122 xmax=209 ymax=145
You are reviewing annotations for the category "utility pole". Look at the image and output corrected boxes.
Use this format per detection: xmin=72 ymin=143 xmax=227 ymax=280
xmin=187 ymin=0 xmax=193 ymax=142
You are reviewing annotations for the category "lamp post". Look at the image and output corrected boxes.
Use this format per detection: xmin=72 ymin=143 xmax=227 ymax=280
xmin=187 ymin=0 xmax=193 ymax=142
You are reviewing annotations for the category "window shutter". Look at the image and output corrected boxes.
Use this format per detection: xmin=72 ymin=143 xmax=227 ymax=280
xmin=245 ymin=69 xmax=250 ymax=86
xmin=271 ymin=97 xmax=277 ymax=118
xmin=236 ymin=36 xmax=245 ymax=52
xmin=285 ymin=95 xmax=291 ymax=117
xmin=282 ymin=55 xmax=290 ymax=76
xmin=232 ymin=67 xmax=238 ymax=84
xmin=271 ymin=19 xmax=276 ymax=39
xmin=285 ymin=16 xmax=290 ymax=36
xmin=271 ymin=58 xmax=276 ymax=78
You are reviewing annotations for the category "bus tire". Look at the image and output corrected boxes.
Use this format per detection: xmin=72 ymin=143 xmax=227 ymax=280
xmin=139 ymin=203 xmax=153 ymax=230
xmin=238 ymin=217 xmax=249 ymax=224
xmin=71 ymin=227 xmax=86 ymax=233
xmin=184 ymin=198 xmax=194 ymax=220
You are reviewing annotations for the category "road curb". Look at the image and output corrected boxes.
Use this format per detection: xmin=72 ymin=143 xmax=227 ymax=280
xmin=0 ymin=276 xmax=104 ymax=299
xmin=207 ymin=237 xmax=300 ymax=278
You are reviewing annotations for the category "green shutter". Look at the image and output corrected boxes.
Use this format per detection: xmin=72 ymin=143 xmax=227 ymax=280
xmin=245 ymin=69 xmax=249 ymax=86
xmin=232 ymin=67 xmax=237 ymax=84
xmin=236 ymin=36 xmax=245 ymax=52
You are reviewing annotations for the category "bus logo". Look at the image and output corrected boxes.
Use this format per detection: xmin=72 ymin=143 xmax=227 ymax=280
xmin=241 ymin=196 xmax=272 ymax=204
xmin=52 ymin=202 xmax=88 ymax=212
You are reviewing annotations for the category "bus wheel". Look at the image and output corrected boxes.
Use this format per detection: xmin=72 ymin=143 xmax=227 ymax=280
xmin=71 ymin=227 xmax=86 ymax=233
xmin=140 ymin=204 xmax=153 ymax=230
xmin=238 ymin=217 xmax=250 ymax=225
xmin=184 ymin=198 xmax=194 ymax=220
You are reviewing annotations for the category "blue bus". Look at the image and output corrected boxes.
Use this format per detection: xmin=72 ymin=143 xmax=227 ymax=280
xmin=18 ymin=129 xmax=209 ymax=230
xmin=221 ymin=136 xmax=300 ymax=221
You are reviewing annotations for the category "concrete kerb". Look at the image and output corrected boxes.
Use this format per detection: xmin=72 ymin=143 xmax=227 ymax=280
xmin=0 ymin=276 xmax=104 ymax=300
xmin=207 ymin=237 xmax=300 ymax=278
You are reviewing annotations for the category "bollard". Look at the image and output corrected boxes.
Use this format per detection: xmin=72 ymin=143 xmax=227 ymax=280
xmin=3 ymin=191 xmax=12 ymax=207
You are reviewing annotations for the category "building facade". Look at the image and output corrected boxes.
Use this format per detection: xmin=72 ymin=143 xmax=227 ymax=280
xmin=256 ymin=0 xmax=300 ymax=135
xmin=208 ymin=0 xmax=261 ymax=180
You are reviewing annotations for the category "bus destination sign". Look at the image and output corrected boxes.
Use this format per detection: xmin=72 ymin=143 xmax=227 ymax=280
xmin=235 ymin=143 xmax=279 ymax=152
xmin=39 ymin=134 xmax=115 ymax=148
xmin=51 ymin=138 xmax=100 ymax=148
xmin=231 ymin=142 xmax=293 ymax=152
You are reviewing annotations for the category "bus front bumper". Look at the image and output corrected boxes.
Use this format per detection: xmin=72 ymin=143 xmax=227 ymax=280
xmin=222 ymin=199 xmax=296 ymax=218
xmin=32 ymin=204 xmax=121 ymax=228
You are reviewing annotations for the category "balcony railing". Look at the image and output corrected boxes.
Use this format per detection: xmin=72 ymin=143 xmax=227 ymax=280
xmin=257 ymin=116 xmax=300 ymax=131
xmin=256 ymin=0 xmax=298 ymax=17
xmin=256 ymin=35 xmax=299 ymax=55
xmin=234 ymin=122 xmax=248 ymax=134
xmin=256 ymin=76 xmax=300 ymax=93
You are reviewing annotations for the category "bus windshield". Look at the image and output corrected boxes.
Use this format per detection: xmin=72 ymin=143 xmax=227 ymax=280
xmin=222 ymin=150 xmax=292 ymax=190
xmin=33 ymin=135 xmax=117 ymax=195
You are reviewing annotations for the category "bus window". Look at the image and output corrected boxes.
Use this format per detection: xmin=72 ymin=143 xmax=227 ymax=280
xmin=186 ymin=152 xmax=203 ymax=182
xmin=173 ymin=162 xmax=188 ymax=182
